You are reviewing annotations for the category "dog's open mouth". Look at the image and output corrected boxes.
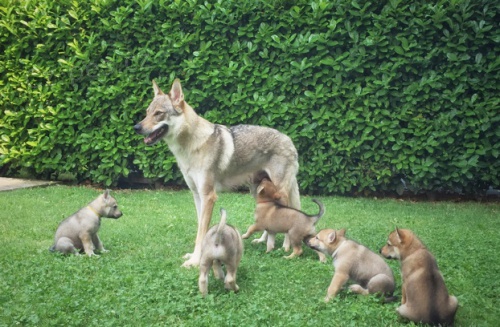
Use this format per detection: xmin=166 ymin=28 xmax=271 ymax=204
xmin=144 ymin=125 xmax=168 ymax=145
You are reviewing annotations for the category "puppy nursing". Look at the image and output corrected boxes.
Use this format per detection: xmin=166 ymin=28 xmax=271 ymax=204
xmin=50 ymin=190 xmax=122 ymax=256
xmin=199 ymin=209 xmax=244 ymax=297
xmin=307 ymin=229 xmax=395 ymax=302
xmin=380 ymin=228 xmax=458 ymax=325
xmin=242 ymin=178 xmax=324 ymax=259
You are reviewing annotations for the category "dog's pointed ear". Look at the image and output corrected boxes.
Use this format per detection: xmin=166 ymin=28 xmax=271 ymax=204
xmin=338 ymin=228 xmax=346 ymax=237
xmin=152 ymin=80 xmax=164 ymax=96
xmin=256 ymin=184 xmax=265 ymax=195
xmin=169 ymin=78 xmax=184 ymax=107
xmin=327 ymin=231 xmax=337 ymax=244
xmin=395 ymin=227 xmax=403 ymax=243
xmin=103 ymin=189 xmax=110 ymax=201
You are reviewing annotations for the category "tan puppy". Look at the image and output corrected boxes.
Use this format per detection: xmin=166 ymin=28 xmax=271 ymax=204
xmin=307 ymin=229 xmax=395 ymax=302
xmin=380 ymin=228 xmax=458 ymax=325
xmin=199 ymin=209 xmax=243 ymax=297
xmin=50 ymin=190 xmax=122 ymax=256
xmin=242 ymin=178 xmax=324 ymax=260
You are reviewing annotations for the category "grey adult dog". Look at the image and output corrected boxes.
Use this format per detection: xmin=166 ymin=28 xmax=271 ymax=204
xmin=134 ymin=79 xmax=300 ymax=267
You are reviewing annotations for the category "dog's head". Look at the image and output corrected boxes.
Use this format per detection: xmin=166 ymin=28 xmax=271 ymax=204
xmin=255 ymin=178 xmax=285 ymax=203
xmin=134 ymin=79 xmax=185 ymax=145
xmin=306 ymin=228 xmax=346 ymax=256
xmin=380 ymin=227 xmax=415 ymax=260
xmin=96 ymin=189 xmax=123 ymax=219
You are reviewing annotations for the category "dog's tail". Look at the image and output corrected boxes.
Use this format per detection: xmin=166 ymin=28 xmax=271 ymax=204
xmin=215 ymin=208 xmax=227 ymax=246
xmin=310 ymin=199 xmax=325 ymax=224
xmin=383 ymin=294 xmax=398 ymax=303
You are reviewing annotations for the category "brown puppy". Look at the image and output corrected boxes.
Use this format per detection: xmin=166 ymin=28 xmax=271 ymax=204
xmin=380 ymin=228 xmax=458 ymax=326
xmin=307 ymin=229 xmax=395 ymax=302
xmin=50 ymin=190 xmax=122 ymax=256
xmin=242 ymin=178 xmax=325 ymax=260
xmin=198 ymin=208 xmax=243 ymax=297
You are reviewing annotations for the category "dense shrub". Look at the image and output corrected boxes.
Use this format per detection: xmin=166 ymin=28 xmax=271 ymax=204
xmin=1 ymin=0 xmax=498 ymax=195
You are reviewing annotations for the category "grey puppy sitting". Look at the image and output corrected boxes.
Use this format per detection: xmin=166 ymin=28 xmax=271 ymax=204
xmin=50 ymin=189 xmax=122 ymax=256
xmin=199 ymin=208 xmax=244 ymax=297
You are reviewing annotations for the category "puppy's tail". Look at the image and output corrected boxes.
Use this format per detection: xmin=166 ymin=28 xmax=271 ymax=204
xmin=383 ymin=294 xmax=398 ymax=303
xmin=310 ymin=199 xmax=325 ymax=225
xmin=215 ymin=208 xmax=227 ymax=246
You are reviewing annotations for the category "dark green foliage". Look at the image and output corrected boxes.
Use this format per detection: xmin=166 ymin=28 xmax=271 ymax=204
xmin=1 ymin=0 xmax=498 ymax=195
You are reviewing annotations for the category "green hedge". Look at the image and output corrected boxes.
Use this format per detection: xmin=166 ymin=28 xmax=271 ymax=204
xmin=1 ymin=0 xmax=499 ymax=196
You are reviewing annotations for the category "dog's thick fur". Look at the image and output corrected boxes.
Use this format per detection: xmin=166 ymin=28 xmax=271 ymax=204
xmin=380 ymin=228 xmax=458 ymax=325
xmin=242 ymin=177 xmax=325 ymax=260
xmin=307 ymin=229 xmax=395 ymax=302
xmin=198 ymin=208 xmax=243 ymax=297
xmin=49 ymin=190 xmax=122 ymax=256
xmin=134 ymin=79 xmax=300 ymax=267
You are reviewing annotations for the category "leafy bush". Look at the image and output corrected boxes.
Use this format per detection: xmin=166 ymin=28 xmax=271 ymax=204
xmin=1 ymin=0 xmax=498 ymax=195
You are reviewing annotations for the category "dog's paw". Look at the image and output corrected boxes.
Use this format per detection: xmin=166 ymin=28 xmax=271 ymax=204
xmin=181 ymin=258 xmax=199 ymax=268
xmin=183 ymin=252 xmax=193 ymax=260
xmin=251 ymin=238 xmax=264 ymax=244
xmin=324 ymin=296 xmax=332 ymax=303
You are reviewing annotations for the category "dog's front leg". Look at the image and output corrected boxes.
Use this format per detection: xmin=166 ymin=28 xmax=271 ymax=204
xmin=92 ymin=233 xmax=108 ymax=253
xmin=183 ymin=188 xmax=217 ymax=268
xmin=325 ymin=272 xmax=349 ymax=302
xmin=183 ymin=191 xmax=203 ymax=260
xmin=80 ymin=233 xmax=96 ymax=256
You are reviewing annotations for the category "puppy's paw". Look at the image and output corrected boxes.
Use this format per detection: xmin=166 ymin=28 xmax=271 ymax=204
xmin=324 ymin=296 xmax=331 ymax=303
xmin=183 ymin=252 xmax=193 ymax=260
xmin=349 ymin=284 xmax=368 ymax=295
xmin=181 ymin=258 xmax=199 ymax=268
xmin=251 ymin=238 xmax=263 ymax=244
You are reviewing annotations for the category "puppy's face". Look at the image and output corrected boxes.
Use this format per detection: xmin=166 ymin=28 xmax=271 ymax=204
xmin=380 ymin=229 xmax=403 ymax=260
xmin=99 ymin=190 xmax=123 ymax=219
xmin=307 ymin=229 xmax=346 ymax=256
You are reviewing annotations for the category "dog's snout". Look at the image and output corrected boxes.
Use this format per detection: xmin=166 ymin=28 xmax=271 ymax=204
xmin=133 ymin=124 xmax=142 ymax=133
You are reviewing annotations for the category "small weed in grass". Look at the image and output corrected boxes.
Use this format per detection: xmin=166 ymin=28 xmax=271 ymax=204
xmin=0 ymin=186 xmax=499 ymax=326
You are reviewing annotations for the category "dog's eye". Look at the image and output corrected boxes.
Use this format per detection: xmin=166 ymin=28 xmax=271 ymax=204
xmin=154 ymin=111 xmax=163 ymax=116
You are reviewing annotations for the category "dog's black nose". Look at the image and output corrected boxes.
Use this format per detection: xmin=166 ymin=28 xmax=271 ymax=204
xmin=133 ymin=124 xmax=142 ymax=133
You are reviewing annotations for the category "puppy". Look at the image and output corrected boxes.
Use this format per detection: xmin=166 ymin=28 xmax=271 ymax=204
xmin=380 ymin=228 xmax=458 ymax=325
xmin=242 ymin=178 xmax=324 ymax=260
xmin=50 ymin=190 xmax=122 ymax=256
xmin=307 ymin=228 xmax=395 ymax=302
xmin=199 ymin=208 xmax=244 ymax=297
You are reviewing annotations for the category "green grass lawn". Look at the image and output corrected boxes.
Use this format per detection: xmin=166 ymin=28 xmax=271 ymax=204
xmin=0 ymin=185 xmax=498 ymax=326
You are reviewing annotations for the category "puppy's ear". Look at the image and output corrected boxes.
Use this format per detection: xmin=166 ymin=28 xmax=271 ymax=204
xmin=395 ymin=227 xmax=403 ymax=243
xmin=338 ymin=228 xmax=346 ymax=237
xmin=327 ymin=231 xmax=337 ymax=244
xmin=152 ymin=80 xmax=164 ymax=96
xmin=169 ymin=78 xmax=184 ymax=108
xmin=256 ymin=184 xmax=265 ymax=195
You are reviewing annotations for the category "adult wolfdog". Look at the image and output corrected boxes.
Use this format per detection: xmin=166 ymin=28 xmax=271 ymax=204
xmin=134 ymin=79 xmax=300 ymax=267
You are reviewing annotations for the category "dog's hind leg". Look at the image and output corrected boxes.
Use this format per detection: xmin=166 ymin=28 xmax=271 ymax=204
xmin=212 ymin=259 xmax=225 ymax=280
xmin=54 ymin=237 xmax=78 ymax=255
xmin=224 ymin=264 xmax=239 ymax=293
xmin=198 ymin=259 xmax=212 ymax=297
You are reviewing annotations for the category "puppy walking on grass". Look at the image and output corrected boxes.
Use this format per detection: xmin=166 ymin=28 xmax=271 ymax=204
xmin=199 ymin=209 xmax=243 ymax=297
xmin=380 ymin=228 xmax=458 ymax=326
xmin=242 ymin=177 xmax=325 ymax=260
xmin=50 ymin=190 xmax=122 ymax=256
xmin=307 ymin=228 xmax=395 ymax=302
